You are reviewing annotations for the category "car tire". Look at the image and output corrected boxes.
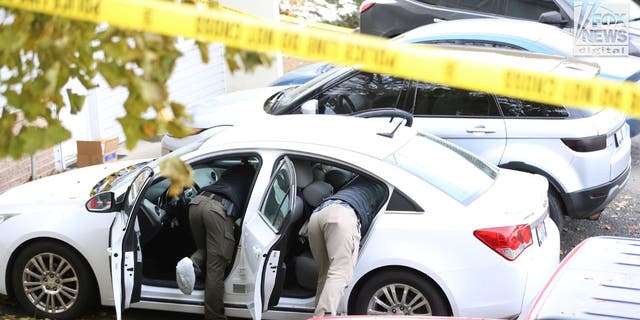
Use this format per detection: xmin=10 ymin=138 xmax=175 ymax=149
xmin=548 ymin=190 xmax=564 ymax=231
xmin=11 ymin=242 xmax=97 ymax=319
xmin=353 ymin=270 xmax=450 ymax=316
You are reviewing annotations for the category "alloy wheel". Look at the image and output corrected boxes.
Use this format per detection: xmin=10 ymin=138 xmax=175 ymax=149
xmin=21 ymin=252 xmax=79 ymax=314
xmin=367 ymin=282 xmax=432 ymax=315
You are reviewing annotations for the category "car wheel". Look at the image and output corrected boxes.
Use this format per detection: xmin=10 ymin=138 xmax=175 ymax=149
xmin=11 ymin=242 xmax=97 ymax=319
xmin=548 ymin=190 xmax=564 ymax=230
xmin=353 ymin=270 xmax=450 ymax=316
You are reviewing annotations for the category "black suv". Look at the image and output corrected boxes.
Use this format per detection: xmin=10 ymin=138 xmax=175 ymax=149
xmin=359 ymin=0 xmax=640 ymax=38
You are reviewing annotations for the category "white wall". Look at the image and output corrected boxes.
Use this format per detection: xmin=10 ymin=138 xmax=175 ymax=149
xmin=219 ymin=0 xmax=283 ymax=92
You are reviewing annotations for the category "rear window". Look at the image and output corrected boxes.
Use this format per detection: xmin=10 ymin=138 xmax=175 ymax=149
xmin=386 ymin=133 xmax=497 ymax=204
xmin=497 ymin=96 xmax=600 ymax=118
xmin=418 ymin=0 xmax=500 ymax=14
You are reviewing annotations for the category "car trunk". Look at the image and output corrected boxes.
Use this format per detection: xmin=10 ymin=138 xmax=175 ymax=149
xmin=470 ymin=169 xmax=549 ymax=224
xmin=469 ymin=169 xmax=560 ymax=315
xmin=590 ymin=108 xmax=630 ymax=181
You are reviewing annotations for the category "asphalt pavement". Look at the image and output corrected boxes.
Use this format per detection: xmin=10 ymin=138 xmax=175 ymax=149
xmin=560 ymin=134 xmax=640 ymax=256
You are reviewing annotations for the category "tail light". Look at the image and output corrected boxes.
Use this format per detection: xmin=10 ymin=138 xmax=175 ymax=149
xmin=360 ymin=1 xmax=375 ymax=13
xmin=474 ymin=225 xmax=533 ymax=261
xmin=561 ymin=135 xmax=606 ymax=152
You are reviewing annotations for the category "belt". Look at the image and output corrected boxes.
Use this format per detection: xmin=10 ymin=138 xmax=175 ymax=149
xmin=200 ymin=191 xmax=236 ymax=218
xmin=313 ymin=199 xmax=352 ymax=213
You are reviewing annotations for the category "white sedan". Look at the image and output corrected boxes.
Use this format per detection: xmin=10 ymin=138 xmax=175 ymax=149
xmin=0 ymin=115 xmax=559 ymax=319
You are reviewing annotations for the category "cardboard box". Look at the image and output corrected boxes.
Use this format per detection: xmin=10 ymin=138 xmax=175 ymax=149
xmin=76 ymin=137 xmax=119 ymax=167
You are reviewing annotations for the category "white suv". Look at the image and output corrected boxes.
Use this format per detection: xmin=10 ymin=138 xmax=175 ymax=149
xmin=267 ymin=70 xmax=630 ymax=229
xmin=162 ymin=48 xmax=631 ymax=229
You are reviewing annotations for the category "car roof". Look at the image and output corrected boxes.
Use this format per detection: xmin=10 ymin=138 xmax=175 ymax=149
xmin=398 ymin=42 xmax=600 ymax=79
xmin=396 ymin=18 xmax=573 ymax=54
xmin=387 ymin=22 xmax=600 ymax=78
xmin=198 ymin=115 xmax=416 ymax=160
xmin=396 ymin=18 xmax=640 ymax=81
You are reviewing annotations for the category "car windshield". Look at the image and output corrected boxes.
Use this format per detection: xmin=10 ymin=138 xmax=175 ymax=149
xmin=265 ymin=66 xmax=352 ymax=114
xmin=387 ymin=133 xmax=498 ymax=204
xmin=90 ymin=138 xmax=209 ymax=196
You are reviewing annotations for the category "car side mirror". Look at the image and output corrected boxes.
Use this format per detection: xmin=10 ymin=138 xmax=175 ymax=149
xmin=85 ymin=192 xmax=118 ymax=213
xmin=300 ymin=99 xmax=318 ymax=114
xmin=539 ymin=11 xmax=567 ymax=26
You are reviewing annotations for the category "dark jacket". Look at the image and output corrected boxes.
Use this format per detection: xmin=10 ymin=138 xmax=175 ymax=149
xmin=201 ymin=164 xmax=255 ymax=218
xmin=327 ymin=176 xmax=386 ymax=235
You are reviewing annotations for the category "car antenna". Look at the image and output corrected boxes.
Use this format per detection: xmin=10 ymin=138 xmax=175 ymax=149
xmin=378 ymin=120 xmax=404 ymax=138
xmin=349 ymin=108 xmax=414 ymax=139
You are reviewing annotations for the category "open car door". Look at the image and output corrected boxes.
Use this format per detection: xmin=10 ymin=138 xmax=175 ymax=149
xmin=241 ymin=157 xmax=296 ymax=320
xmin=109 ymin=167 xmax=152 ymax=320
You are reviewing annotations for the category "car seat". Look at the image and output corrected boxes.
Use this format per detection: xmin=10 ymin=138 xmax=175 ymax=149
xmin=291 ymin=179 xmax=333 ymax=293
xmin=324 ymin=168 xmax=354 ymax=190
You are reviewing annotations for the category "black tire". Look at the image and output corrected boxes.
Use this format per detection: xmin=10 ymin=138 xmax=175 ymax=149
xmin=11 ymin=242 xmax=97 ymax=319
xmin=353 ymin=270 xmax=450 ymax=316
xmin=548 ymin=190 xmax=564 ymax=231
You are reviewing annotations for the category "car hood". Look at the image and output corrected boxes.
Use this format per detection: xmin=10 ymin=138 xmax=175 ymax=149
xmin=188 ymin=85 xmax=290 ymax=128
xmin=0 ymin=160 xmax=145 ymax=214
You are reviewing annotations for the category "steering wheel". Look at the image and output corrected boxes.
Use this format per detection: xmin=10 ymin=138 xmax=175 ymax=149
xmin=338 ymin=95 xmax=356 ymax=114
xmin=157 ymin=182 xmax=200 ymax=212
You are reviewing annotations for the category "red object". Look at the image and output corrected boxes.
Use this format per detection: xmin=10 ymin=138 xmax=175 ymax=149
xmin=474 ymin=225 xmax=533 ymax=261
xmin=359 ymin=1 xmax=375 ymax=13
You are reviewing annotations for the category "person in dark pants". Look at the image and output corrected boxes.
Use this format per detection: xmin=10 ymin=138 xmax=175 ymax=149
xmin=178 ymin=163 xmax=255 ymax=320
xmin=307 ymin=175 xmax=386 ymax=317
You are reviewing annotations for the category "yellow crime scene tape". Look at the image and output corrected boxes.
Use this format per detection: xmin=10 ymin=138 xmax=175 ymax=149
xmin=0 ymin=0 xmax=639 ymax=118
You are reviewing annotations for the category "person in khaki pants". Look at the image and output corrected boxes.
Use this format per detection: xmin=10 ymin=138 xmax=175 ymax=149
xmin=307 ymin=176 xmax=386 ymax=317
xmin=177 ymin=163 xmax=255 ymax=320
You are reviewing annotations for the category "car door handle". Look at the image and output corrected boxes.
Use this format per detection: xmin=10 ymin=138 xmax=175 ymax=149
xmin=253 ymin=247 xmax=262 ymax=258
xmin=466 ymin=126 xmax=496 ymax=134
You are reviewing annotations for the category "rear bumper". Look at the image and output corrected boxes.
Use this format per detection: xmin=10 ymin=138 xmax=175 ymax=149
xmin=563 ymin=162 xmax=630 ymax=219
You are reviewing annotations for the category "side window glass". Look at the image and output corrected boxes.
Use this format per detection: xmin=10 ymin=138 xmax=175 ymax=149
xmin=504 ymin=0 xmax=560 ymax=20
xmin=424 ymin=0 xmax=500 ymax=14
xmin=387 ymin=189 xmax=423 ymax=212
xmin=497 ymin=97 xmax=569 ymax=118
xmin=261 ymin=160 xmax=294 ymax=231
xmin=316 ymin=72 xmax=410 ymax=114
xmin=412 ymin=83 xmax=499 ymax=117
xmin=424 ymin=39 xmax=523 ymax=50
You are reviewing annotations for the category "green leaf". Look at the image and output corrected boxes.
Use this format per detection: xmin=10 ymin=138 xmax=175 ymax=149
xmin=4 ymin=89 xmax=22 ymax=108
xmin=43 ymin=61 xmax=61 ymax=96
xmin=66 ymin=89 xmax=87 ymax=113
xmin=166 ymin=120 xmax=193 ymax=139
xmin=197 ymin=41 xmax=210 ymax=63
xmin=0 ymin=28 xmax=27 ymax=51
xmin=97 ymin=62 xmax=126 ymax=88
xmin=136 ymin=79 xmax=164 ymax=105
xmin=159 ymin=157 xmax=194 ymax=197
xmin=0 ymin=6 xmax=273 ymax=167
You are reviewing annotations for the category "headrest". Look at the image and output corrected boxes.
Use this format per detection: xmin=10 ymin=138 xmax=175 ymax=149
xmin=325 ymin=168 xmax=353 ymax=190
xmin=293 ymin=160 xmax=314 ymax=189
xmin=290 ymin=195 xmax=304 ymax=223
xmin=303 ymin=181 xmax=333 ymax=207
xmin=312 ymin=164 xmax=325 ymax=182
